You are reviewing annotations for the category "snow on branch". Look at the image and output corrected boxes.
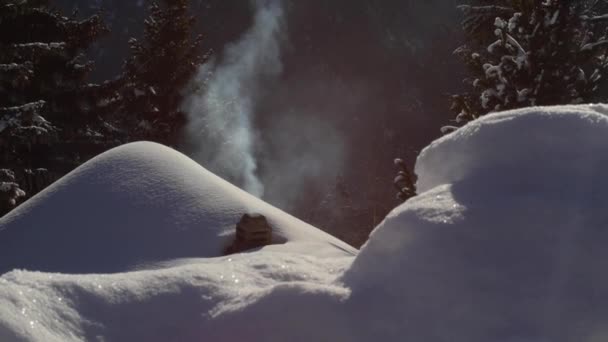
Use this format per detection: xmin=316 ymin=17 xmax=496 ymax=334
xmin=459 ymin=5 xmax=516 ymax=36
xmin=0 ymin=169 xmax=26 ymax=207
xmin=7 ymin=42 xmax=67 ymax=60
xmin=0 ymin=100 xmax=46 ymax=116
xmin=0 ymin=101 xmax=53 ymax=136
xmin=0 ymin=62 xmax=34 ymax=86
xmin=505 ymin=34 xmax=526 ymax=56
xmin=581 ymin=14 xmax=608 ymax=23
xmin=457 ymin=5 xmax=515 ymax=16
xmin=581 ymin=40 xmax=608 ymax=52
xmin=0 ymin=63 xmax=28 ymax=72
xmin=12 ymin=42 xmax=66 ymax=51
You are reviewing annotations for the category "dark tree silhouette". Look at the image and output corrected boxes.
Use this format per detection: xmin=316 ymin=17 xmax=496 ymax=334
xmin=121 ymin=0 xmax=206 ymax=146
xmin=0 ymin=0 xmax=115 ymax=214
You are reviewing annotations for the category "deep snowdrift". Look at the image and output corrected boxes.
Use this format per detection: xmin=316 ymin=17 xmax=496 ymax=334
xmin=343 ymin=104 xmax=608 ymax=341
xmin=0 ymin=142 xmax=356 ymax=274
xmin=2 ymin=105 xmax=608 ymax=342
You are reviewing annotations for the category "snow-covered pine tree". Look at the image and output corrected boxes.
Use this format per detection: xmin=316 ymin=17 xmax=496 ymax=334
xmin=0 ymin=0 xmax=115 ymax=215
xmin=121 ymin=0 xmax=206 ymax=146
xmin=0 ymin=169 xmax=25 ymax=214
xmin=393 ymin=158 xmax=416 ymax=203
xmin=450 ymin=0 xmax=608 ymax=124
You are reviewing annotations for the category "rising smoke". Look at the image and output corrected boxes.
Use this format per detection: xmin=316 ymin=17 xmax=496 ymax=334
xmin=182 ymin=0 xmax=285 ymax=197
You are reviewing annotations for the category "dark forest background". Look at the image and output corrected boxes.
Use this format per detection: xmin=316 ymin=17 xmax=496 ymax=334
xmin=2 ymin=0 xmax=464 ymax=246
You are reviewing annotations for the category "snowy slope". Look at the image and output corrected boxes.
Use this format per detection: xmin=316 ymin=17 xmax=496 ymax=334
xmin=0 ymin=142 xmax=356 ymax=274
xmin=2 ymin=105 xmax=608 ymax=342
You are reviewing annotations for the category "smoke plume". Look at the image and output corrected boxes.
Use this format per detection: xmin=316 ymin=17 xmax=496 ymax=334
xmin=182 ymin=0 xmax=285 ymax=197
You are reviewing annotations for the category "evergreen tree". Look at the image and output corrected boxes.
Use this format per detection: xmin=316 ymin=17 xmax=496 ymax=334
xmin=450 ymin=0 xmax=608 ymax=124
xmin=121 ymin=0 xmax=205 ymax=146
xmin=0 ymin=0 xmax=116 ymax=215
xmin=393 ymin=158 xmax=416 ymax=203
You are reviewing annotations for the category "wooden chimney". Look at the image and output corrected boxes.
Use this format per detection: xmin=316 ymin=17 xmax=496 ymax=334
xmin=225 ymin=213 xmax=272 ymax=254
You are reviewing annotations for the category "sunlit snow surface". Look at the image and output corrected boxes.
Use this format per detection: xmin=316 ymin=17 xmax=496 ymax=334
xmin=0 ymin=142 xmax=355 ymax=274
xmin=3 ymin=105 xmax=608 ymax=341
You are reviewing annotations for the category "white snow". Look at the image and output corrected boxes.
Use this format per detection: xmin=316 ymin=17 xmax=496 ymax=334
xmin=0 ymin=64 xmax=24 ymax=72
xmin=3 ymin=105 xmax=608 ymax=341
xmin=0 ymin=101 xmax=50 ymax=135
xmin=581 ymin=39 xmax=608 ymax=52
xmin=12 ymin=42 xmax=66 ymax=51
xmin=508 ymin=13 xmax=521 ymax=32
xmin=414 ymin=104 xmax=608 ymax=194
xmin=0 ymin=142 xmax=355 ymax=274
xmin=344 ymin=104 xmax=608 ymax=341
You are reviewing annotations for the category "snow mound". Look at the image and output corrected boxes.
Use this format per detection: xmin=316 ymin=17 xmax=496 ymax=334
xmin=0 ymin=142 xmax=355 ymax=274
xmin=415 ymin=104 xmax=608 ymax=193
xmin=343 ymin=105 xmax=608 ymax=341
xmin=0 ymin=252 xmax=354 ymax=342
